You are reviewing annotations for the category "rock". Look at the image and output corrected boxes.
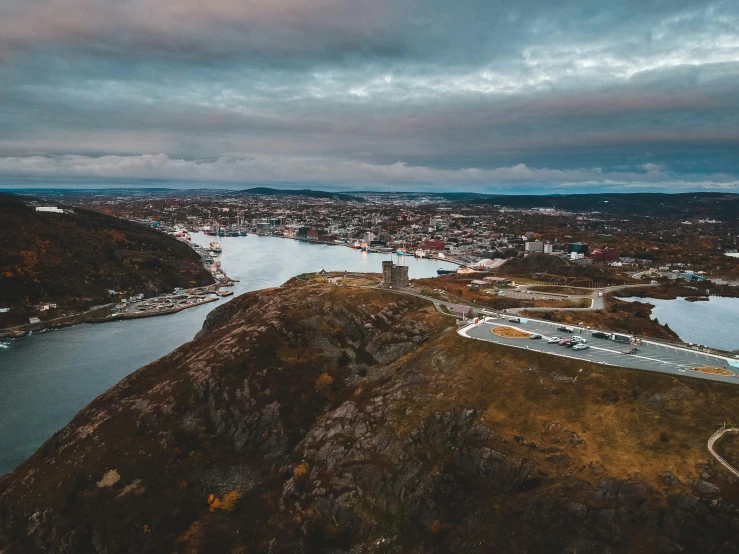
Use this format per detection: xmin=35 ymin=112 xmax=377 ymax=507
xmin=661 ymin=472 xmax=680 ymax=486
xmin=693 ymin=480 xmax=720 ymax=496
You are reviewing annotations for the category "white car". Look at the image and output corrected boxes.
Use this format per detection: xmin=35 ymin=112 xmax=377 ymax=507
xmin=572 ymin=343 xmax=590 ymax=351
xmin=571 ymin=336 xmax=587 ymax=344
xmin=547 ymin=336 xmax=562 ymax=344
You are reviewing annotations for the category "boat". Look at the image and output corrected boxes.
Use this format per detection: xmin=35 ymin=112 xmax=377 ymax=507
xmin=396 ymin=249 xmax=409 ymax=256
xmin=209 ymin=241 xmax=222 ymax=254
xmin=0 ymin=342 xmax=10 ymax=349
xmin=350 ymin=242 xmax=362 ymax=250
xmin=414 ymin=249 xmax=426 ymax=258
xmin=437 ymin=268 xmax=457 ymax=275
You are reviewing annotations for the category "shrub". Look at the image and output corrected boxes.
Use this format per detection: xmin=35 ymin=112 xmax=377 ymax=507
xmin=315 ymin=373 xmax=334 ymax=396
xmin=208 ymin=491 xmax=242 ymax=513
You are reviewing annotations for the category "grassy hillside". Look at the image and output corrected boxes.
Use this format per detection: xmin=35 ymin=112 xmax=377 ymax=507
xmin=496 ymin=252 xmax=631 ymax=286
xmin=2 ymin=276 xmax=738 ymax=553
xmin=0 ymin=194 xmax=213 ymax=325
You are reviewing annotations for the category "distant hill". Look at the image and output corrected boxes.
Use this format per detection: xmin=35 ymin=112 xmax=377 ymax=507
xmin=462 ymin=192 xmax=739 ymax=220
xmin=0 ymin=194 xmax=213 ymax=324
xmin=240 ymin=187 xmax=363 ymax=202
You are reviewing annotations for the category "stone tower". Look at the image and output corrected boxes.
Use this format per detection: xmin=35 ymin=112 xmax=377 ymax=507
xmin=381 ymin=261 xmax=409 ymax=288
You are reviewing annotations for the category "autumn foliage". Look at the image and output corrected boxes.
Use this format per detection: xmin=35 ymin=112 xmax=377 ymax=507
xmin=207 ymin=491 xmax=242 ymax=513
xmin=315 ymin=373 xmax=334 ymax=396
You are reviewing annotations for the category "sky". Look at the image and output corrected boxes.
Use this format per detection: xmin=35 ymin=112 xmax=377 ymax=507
xmin=1 ymin=0 xmax=738 ymax=193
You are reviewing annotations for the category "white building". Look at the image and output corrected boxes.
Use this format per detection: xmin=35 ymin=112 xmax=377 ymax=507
xmin=570 ymin=252 xmax=585 ymax=260
xmin=36 ymin=206 xmax=63 ymax=213
xmin=543 ymin=243 xmax=554 ymax=254
xmin=525 ymin=240 xmax=544 ymax=252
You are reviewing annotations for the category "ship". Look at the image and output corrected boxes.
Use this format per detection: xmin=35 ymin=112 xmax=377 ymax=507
xmin=414 ymin=249 xmax=426 ymax=258
xmin=437 ymin=268 xmax=457 ymax=275
xmin=396 ymin=249 xmax=409 ymax=256
xmin=209 ymin=241 xmax=222 ymax=254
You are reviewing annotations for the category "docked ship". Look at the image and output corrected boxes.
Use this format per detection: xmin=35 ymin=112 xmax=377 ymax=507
xmin=209 ymin=241 xmax=222 ymax=254
xmin=396 ymin=249 xmax=409 ymax=256
xmin=437 ymin=268 xmax=457 ymax=275
xmin=414 ymin=249 xmax=426 ymax=258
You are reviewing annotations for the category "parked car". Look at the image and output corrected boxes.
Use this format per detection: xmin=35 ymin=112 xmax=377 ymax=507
xmin=571 ymin=336 xmax=587 ymax=344
xmin=591 ymin=331 xmax=610 ymax=339
xmin=557 ymin=325 xmax=574 ymax=333
xmin=572 ymin=343 xmax=590 ymax=351
xmin=558 ymin=339 xmax=572 ymax=346
xmin=529 ymin=334 xmax=542 ymax=340
xmin=508 ymin=317 xmax=521 ymax=323
xmin=548 ymin=336 xmax=562 ymax=344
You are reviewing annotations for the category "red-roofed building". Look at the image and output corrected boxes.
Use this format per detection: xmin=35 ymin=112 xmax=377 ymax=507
xmin=422 ymin=239 xmax=446 ymax=251
xmin=590 ymin=248 xmax=619 ymax=262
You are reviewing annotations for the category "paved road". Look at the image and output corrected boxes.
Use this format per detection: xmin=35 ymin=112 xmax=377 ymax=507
xmin=708 ymin=426 xmax=739 ymax=478
xmin=504 ymin=283 xmax=659 ymax=313
xmin=460 ymin=316 xmax=739 ymax=385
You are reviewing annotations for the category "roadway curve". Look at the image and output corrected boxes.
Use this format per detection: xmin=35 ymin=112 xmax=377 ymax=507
xmin=506 ymin=283 xmax=658 ymax=314
xmin=708 ymin=426 xmax=739 ymax=478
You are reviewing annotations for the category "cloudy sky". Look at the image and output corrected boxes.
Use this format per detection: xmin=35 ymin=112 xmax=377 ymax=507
xmin=1 ymin=0 xmax=738 ymax=192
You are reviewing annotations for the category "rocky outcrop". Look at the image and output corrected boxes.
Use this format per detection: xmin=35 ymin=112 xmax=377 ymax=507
xmin=1 ymin=278 xmax=738 ymax=553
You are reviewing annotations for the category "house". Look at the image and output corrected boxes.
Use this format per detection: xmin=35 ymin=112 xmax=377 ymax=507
xmin=29 ymin=317 xmax=41 ymax=324
xmin=468 ymin=279 xmax=489 ymax=290
xmin=448 ymin=304 xmax=471 ymax=318
xmin=484 ymin=276 xmax=511 ymax=285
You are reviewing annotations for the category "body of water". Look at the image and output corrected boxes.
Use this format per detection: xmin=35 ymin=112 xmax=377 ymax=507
xmin=621 ymin=296 xmax=739 ymax=352
xmin=0 ymin=235 xmax=454 ymax=475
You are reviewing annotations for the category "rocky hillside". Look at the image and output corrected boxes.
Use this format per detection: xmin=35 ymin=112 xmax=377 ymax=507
xmin=2 ymin=277 xmax=739 ymax=553
xmin=0 ymin=194 xmax=213 ymax=325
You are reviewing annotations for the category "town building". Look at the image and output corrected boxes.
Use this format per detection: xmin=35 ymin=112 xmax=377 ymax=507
xmin=567 ymin=242 xmax=589 ymax=255
xmin=590 ymin=248 xmax=619 ymax=262
xmin=525 ymin=240 xmax=544 ymax=252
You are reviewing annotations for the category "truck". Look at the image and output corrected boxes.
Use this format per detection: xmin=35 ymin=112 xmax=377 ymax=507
xmin=557 ymin=325 xmax=574 ymax=333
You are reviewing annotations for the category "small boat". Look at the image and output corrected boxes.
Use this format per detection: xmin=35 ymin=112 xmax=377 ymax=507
xmin=437 ymin=268 xmax=457 ymax=275
xmin=396 ymin=249 xmax=409 ymax=256
xmin=415 ymin=249 xmax=426 ymax=258
xmin=0 ymin=342 xmax=10 ymax=349
xmin=209 ymin=241 xmax=222 ymax=253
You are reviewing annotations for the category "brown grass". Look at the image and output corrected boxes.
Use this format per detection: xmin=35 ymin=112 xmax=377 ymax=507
xmin=492 ymin=326 xmax=532 ymax=338
xmin=693 ymin=366 xmax=735 ymax=376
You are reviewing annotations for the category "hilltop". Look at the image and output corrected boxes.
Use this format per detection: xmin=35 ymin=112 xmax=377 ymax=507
xmin=0 ymin=194 xmax=213 ymax=327
xmin=2 ymin=276 xmax=738 ymax=553
xmin=495 ymin=252 xmax=631 ymax=286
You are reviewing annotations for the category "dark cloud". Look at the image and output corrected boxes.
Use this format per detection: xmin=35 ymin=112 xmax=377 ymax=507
xmin=0 ymin=0 xmax=737 ymax=190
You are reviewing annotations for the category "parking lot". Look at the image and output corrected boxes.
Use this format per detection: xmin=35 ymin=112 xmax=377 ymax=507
xmin=460 ymin=316 xmax=739 ymax=384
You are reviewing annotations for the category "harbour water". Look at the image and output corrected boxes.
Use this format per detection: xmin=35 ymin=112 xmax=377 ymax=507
xmin=621 ymin=296 xmax=739 ymax=352
xmin=0 ymin=235 xmax=454 ymax=476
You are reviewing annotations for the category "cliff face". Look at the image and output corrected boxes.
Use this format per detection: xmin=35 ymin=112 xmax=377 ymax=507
xmin=2 ymin=277 xmax=739 ymax=553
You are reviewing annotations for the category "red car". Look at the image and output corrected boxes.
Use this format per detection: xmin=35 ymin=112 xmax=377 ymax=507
xmin=558 ymin=339 xmax=572 ymax=346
